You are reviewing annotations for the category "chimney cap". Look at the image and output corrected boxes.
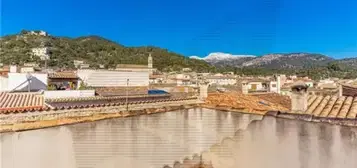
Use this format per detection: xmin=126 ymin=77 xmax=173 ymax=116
xmin=291 ymin=80 xmax=308 ymax=91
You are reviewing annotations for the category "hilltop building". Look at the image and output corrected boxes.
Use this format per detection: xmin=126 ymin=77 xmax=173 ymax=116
xmin=31 ymin=47 xmax=50 ymax=60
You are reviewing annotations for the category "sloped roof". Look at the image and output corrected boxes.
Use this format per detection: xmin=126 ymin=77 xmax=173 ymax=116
xmin=305 ymin=95 xmax=357 ymax=119
xmin=95 ymin=86 xmax=148 ymax=97
xmin=204 ymin=92 xmax=289 ymax=114
xmin=45 ymin=96 xmax=194 ymax=110
xmin=0 ymin=92 xmax=47 ymax=113
xmin=252 ymin=93 xmax=291 ymax=110
xmin=342 ymin=84 xmax=357 ymax=97
xmin=116 ymin=64 xmax=148 ymax=69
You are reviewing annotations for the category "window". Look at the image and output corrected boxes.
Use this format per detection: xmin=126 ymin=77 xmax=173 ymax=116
xmin=272 ymin=84 xmax=277 ymax=87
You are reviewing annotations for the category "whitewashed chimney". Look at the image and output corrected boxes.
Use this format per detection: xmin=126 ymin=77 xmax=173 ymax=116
xmin=241 ymin=81 xmax=248 ymax=94
xmin=338 ymin=84 xmax=343 ymax=97
xmin=290 ymin=81 xmax=309 ymax=113
xmin=10 ymin=65 xmax=17 ymax=73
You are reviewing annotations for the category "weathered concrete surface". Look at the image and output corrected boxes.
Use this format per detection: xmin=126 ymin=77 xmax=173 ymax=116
xmin=2 ymin=109 xmax=356 ymax=168
xmin=0 ymin=109 xmax=261 ymax=168
xmin=199 ymin=116 xmax=357 ymax=168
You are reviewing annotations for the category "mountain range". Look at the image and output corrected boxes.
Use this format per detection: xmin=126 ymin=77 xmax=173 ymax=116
xmin=190 ymin=52 xmax=357 ymax=70
xmin=0 ymin=30 xmax=356 ymax=75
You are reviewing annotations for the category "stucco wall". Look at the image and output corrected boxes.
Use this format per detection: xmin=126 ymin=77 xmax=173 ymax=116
xmin=78 ymin=70 xmax=149 ymax=87
xmin=44 ymin=90 xmax=95 ymax=99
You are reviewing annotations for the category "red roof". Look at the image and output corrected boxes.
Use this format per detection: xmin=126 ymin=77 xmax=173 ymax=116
xmin=0 ymin=92 xmax=47 ymax=113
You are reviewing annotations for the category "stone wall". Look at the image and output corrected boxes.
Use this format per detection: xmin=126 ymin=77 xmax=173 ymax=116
xmin=0 ymin=99 xmax=201 ymax=125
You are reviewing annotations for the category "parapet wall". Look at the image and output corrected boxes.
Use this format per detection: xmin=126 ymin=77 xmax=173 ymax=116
xmin=0 ymin=99 xmax=201 ymax=125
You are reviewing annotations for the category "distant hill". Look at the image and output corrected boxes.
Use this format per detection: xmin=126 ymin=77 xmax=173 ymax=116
xmin=0 ymin=30 xmax=215 ymax=72
xmin=1 ymin=30 xmax=356 ymax=79
xmin=190 ymin=52 xmax=357 ymax=79
xmin=335 ymin=58 xmax=357 ymax=70
xmin=190 ymin=52 xmax=352 ymax=69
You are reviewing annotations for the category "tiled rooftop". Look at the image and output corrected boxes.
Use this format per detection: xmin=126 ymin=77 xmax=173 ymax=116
xmin=252 ymin=93 xmax=291 ymax=110
xmin=95 ymin=86 xmax=148 ymax=96
xmin=48 ymin=72 xmax=78 ymax=79
xmin=0 ymin=92 xmax=47 ymax=113
xmin=116 ymin=64 xmax=148 ymax=69
xmin=45 ymin=94 xmax=176 ymax=109
xmin=305 ymin=95 xmax=357 ymax=119
xmin=205 ymin=92 xmax=289 ymax=114
xmin=342 ymin=84 xmax=357 ymax=97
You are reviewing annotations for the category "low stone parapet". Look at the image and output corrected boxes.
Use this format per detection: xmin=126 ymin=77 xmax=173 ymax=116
xmin=0 ymin=99 xmax=201 ymax=132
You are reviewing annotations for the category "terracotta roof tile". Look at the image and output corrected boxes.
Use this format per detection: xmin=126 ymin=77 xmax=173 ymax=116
xmin=252 ymin=93 xmax=291 ymax=110
xmin=116 ymin=64 xmax=148 ymax=69
xmin=0 ymin=92 xmax=46 ymax=113
xmin=342 ymin=84 xmax=357 ymax=97
xmin=304 ymin=95 xmax=357 ymax=119
xmin=46 ymin=95 xmax=195 ymax=110
xmin=48 ymin=72 xmax=78 ymax=79
xmin=204 ymin=92 xmax=289 ymax=114
xmin=95 ymin=86 xmax=148 ymax=96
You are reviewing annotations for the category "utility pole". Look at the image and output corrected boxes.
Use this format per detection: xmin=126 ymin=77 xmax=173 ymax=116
xmin=126 ymin=79 xmax=129 ymax=112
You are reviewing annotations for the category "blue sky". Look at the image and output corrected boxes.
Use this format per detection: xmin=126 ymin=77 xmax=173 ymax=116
xmin=1 ymin=0 xmax=357 ymax=58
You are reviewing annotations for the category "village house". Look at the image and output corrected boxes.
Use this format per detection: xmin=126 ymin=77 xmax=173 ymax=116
xmin=76 ymin=55 xmax=154 ymax=97
xmin=149 ymin=74 xmax=165 ymax=84
xmin=0 ymin=66 xmax=9 ymax=77
xmin=182 ymin=68 xmax=192 ymax=72
xmin=73 ymin=60 xmax=85 ymax=68
xmin=241 ymin=79 xmax=273 ymax=93
xmin=206 ymin=75 xmax=237 ymax=85
xmin=166 ymin=73 xmax=192 ymax=86
xmin=48 ymin=71 xmax=80 ymax=90
xmin=316 ymin=79 xmax=338 ymax=90
xmin=31 ymin=47 xmax=50 ymax=61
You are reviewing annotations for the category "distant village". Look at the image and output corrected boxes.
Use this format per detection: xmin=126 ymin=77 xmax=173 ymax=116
xmin=1 ymin=38 xmax=357 ymax=132
xmin=1 ymin=49 xmax=357 ymax=97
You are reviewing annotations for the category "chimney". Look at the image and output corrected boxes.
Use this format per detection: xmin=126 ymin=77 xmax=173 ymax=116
xmin=199 ymin=84 xmax=209 ymax=100
xmin=241 ymin=81 xmax=248 ymax=94
xmin=290 ymin=81 xmax=309 ymax=113
xmin=338 ymin=84 xmax=343 ymax=97
xmin=276 ymin=75 xmax=281 ymax=94
xmin=10 ymin=65 xmax=17 ymax=73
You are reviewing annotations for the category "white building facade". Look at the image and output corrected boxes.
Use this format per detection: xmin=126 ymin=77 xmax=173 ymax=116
xmin=206 ymin=76 xmax=237 ymax=85
xmin=77 ymin=69 xmax=149 ymax=87
xmin=0 ymin=73 xmax=48 ymax=92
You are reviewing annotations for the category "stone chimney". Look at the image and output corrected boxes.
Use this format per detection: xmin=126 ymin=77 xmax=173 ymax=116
xmin=199 ymin=84 xmax=209 ymax=100
xmin=10 ymin=65 xmax=17 ymax=73
xmin=290 ymin=81 xmax=309 ymax=113
xmin=241 ymin=81 xmax=248 ymax=94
